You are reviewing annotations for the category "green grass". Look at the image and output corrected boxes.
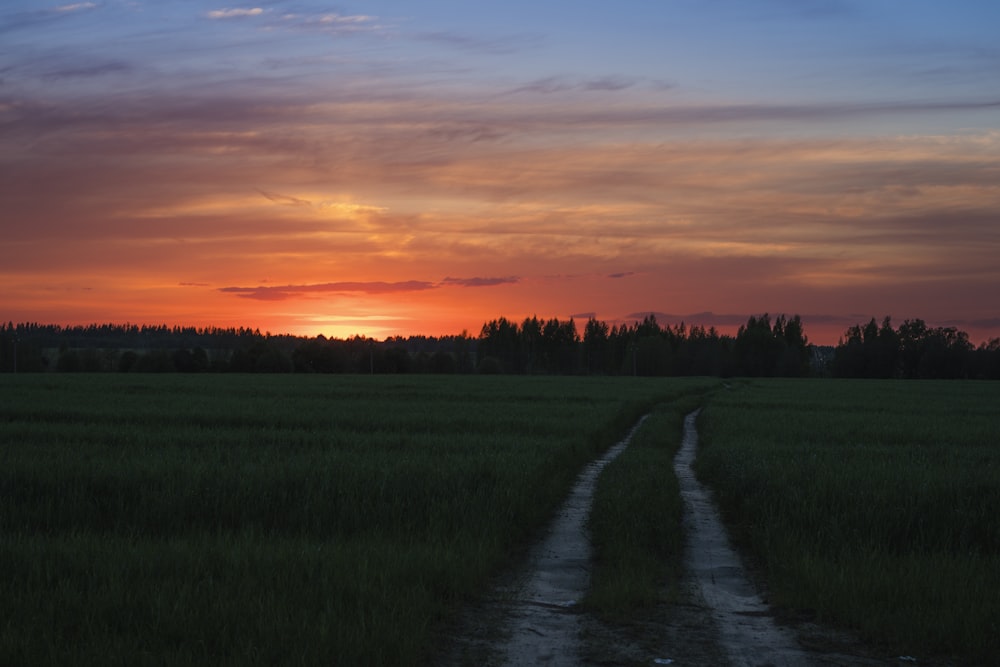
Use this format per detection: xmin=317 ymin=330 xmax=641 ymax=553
xmin=695 ymin=379 xmax=1000 ymax=664
xmin=586 ymin=391 xmax=711 ymax=617
xmin=0 ymin=373 xmax=706 ymax=666
xmin=11 ymin=374 xmax=994 ymax=663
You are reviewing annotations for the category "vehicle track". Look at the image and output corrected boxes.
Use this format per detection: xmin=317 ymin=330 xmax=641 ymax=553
xmin=496 ymin=415 xmax=649 ymax=666
xmin=674 ymin=410 xmax=813 ymax=667
xmin=441 ymin=410 xmax=895 ymax=666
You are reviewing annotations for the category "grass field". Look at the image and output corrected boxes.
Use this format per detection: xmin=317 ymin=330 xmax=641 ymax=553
xmin=696 ymin=379 xmax=1000 ymax=664
xmin=5 ymin=374 xmax=997 ymax=665
xmin=0 ymin=374 xmax=714 ymax=666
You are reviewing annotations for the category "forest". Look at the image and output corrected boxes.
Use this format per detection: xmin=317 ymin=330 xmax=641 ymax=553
xmin=1 ymin=314 xmax=998 ymax=379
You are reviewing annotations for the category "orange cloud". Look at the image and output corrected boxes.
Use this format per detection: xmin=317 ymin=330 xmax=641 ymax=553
xmin=2 ymin=69 xmax=999 ymax=343
xmin=219 ymin=281 xmax=437 ymax=301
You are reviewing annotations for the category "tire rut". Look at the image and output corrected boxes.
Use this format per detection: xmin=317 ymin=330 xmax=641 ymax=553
xmin=495 ymin=415 xmax=649 ymax=666
xmin=674 ymin=410 xmax=814 ymax=667
xmin=440 ymin=410 xmax=895 ymax=666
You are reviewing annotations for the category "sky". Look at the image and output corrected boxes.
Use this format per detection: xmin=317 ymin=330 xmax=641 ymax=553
xmin=2 ymin=1 xmax=999 ymax=345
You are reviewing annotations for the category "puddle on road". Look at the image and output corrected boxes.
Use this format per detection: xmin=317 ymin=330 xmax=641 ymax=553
xmin=674 ymin=410 xmax=813 ymax=667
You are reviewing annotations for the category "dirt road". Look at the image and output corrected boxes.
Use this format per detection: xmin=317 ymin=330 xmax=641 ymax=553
xmin=440 ymin=411 xmax=898 ymax=666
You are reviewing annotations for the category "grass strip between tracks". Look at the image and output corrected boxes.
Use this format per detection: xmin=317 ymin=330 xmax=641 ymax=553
xmin=586 ymin=392 xmax=709 ymax=618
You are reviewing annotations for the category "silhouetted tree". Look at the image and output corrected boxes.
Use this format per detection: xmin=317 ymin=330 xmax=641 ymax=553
xmin=833 ymin=317 xmax=979 ymax=379
xmin=56 ymin=349 xmax=82 ymax=372
xmin=132 ymin=350 xmax=176 ymax=372
xmin=733 ymin=314 xmax=810 ymax=377
xmin=835 ymin=316 xmax=903 ymax=378
xmin=582 ymin=317 xmax=611 ymax=374
xmin=540 ymin=317 xmax=579 ymax=374
xmin=4 ymin=315 xmax=995 ymax=377
xmin=293 ymin=338 xmax=348 ymax=373
xmin=734 ymin=314 xmax=779 ymax=376
xmin=478 ymin=317 xmax=521 ymax=373
xmin=429 ymin=350 xmax=457 ymax=374
xmin=117 ymin=350 xmax=138 ymax=373
xmin=679 ymin=325 xmax=733 ymax=376
xmin=382 ymin=346 xmax=411 ymax=373
xmin=476 ymin=356 xmax=504 ymax=374
xmin=520 ymin=316 xmax=543 ymax=373
xmin=627 ymin=315 xmax=672 ymax=375
xmin=897 ymin=319 xmax=929 ymax=379
xmin=973 ymin=338 xmax=1000 ymax=379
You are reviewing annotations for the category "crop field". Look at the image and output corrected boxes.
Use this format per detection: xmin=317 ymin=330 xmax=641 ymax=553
xmin=696 ymin=379 xmax=1000 ymax=664
xmin=0 ymin=374 xmax=715 ymax=666
xmin=5 ymin=374 xmax=997 ymax=665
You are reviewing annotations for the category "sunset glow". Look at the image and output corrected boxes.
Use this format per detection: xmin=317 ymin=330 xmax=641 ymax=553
xmin=3 ymin=1 xmax=999 ymax=344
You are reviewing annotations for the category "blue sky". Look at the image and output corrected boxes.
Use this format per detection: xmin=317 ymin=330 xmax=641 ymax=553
xmin=2 ymin=1 xmax=999 ymax=342
xmin=10 ymin=1 xmax=998 ymax=105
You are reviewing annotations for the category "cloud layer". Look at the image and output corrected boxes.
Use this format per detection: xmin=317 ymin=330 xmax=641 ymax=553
xmin=219 ymin=277 xmax=518 ymax=300
xmin=1 ymin=1 xmax=999 ymax=342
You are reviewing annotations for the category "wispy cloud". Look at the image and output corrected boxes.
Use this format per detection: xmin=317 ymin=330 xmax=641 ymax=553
xmin=1 ymin=1 xmax=98 ymax=33
xmin=54 ymin=2 xmax=97 ymax=13
xmin=206 ymin=8 xmax=263 ymax=20
xmin=254 ymin=190 xmax=387 ymax=217
xmin=256 ymin=189 xmax=311 ymax=207
xmin=508 ymin=76 xmax=572 ymax=95
xmin=220 ymin=276 xmax=521 ymax=301
xmin=964 ymin=317 xmax=1000 ymax=331
xmin=296 ymin=13 xmax=374 ymax=26
xmin=507 ymin=75 xmax=637 ymax=95
xmin=583 ymin=76 xmax=636 ymax=91
xmin=42 ymin=61 xmax=131 ymax=80
xmin=440 ymin=276 xmax=520 ymax=288
xmin=417 ymin=31 xmax=541 ymax=55
xmin=219 ymin=281 xmax=436 ymax=301
xmin=277 ymin=11 xmax=381 ymax=35
xmin=506 ymin=75 xmax=640 ymax=95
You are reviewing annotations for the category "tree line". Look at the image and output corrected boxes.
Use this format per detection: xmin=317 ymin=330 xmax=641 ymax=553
xmin=476 ymin=313 xmax=812 ymax=377
xmin=2 ymin=315 xmax=997 ymax=378
xmin=0 ymin=322 xmax=472 ymax=375
xmin=831 ymin=317 xmax=1000 ymax=379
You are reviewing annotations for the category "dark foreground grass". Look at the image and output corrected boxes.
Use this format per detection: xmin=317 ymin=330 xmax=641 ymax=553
xmin=695 ymin=379 xmax=1000 ymax=664
xmin=586 ymin=391 xmax=711 ymax=617
xmin=0 ymin=373 xmax=711 ymax=666
xmin=586 ymin=406 xmax=684 ymax=616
